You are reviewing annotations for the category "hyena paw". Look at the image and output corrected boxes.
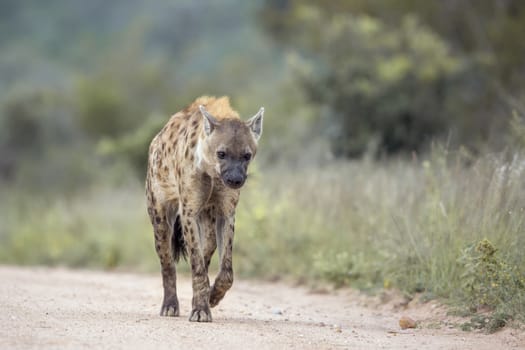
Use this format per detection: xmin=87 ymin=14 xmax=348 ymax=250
xmin=189 ymin=306 xmax=212 ymax=322
xmin=160 ymin=298 xmax=180 ymax=317
xmin=209 ymin=287 xmax=225 ymax=308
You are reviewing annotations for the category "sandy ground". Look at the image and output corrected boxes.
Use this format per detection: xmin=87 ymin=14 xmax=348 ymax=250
xmin=0 ymin=266 xmax=523 ymax=349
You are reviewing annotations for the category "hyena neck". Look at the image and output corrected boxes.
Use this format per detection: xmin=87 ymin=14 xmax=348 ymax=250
xmin=194 ymin=135 xmax=207 ymax=170
xmin=194 ymin=134 xmax=218 ymax=180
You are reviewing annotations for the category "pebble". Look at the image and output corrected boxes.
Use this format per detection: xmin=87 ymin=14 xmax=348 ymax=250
xmin=399 ymin=316 xmax=417 ymax=329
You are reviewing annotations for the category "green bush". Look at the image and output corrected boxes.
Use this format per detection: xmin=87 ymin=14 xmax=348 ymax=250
xmin=458 ymin=238 xmax=524 ymax=332
xmin=460 ymin=239 xmax=523 ymax=310
xmin=0 ymin=87 xmax=79 ymax=183
xmin=0 ymin=87 xmax=74 ymax=153
xmin=97 ymin=115 xmax=165 ymax=179
xmin=75 ymin=78 xmax=129 ymax=139
xmin=288 ymin=11 xmax=484 ymax=156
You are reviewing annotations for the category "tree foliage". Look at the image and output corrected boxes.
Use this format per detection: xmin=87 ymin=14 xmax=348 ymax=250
xmin=288 ymin=11 xmax=485 ymax=156
xmin=260 ymin=0 xmax=524 ymax=156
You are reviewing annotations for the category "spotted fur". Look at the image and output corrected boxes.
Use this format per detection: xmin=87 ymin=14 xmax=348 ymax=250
xmin=145 ymin=96 xmax=263 ymax=322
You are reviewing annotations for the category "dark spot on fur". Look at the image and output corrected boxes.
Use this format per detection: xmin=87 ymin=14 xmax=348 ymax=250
xmin=190 ymin=140 xmax=196 ymax=148
xmin=155 ymin=216 xmax=161 ymax=224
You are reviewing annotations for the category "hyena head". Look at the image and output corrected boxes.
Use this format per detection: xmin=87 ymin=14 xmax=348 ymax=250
xmin=199 ymin=105 xmax=263 ymax=189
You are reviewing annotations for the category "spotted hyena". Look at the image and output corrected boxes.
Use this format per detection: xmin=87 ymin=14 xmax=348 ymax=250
xmin=145 ymin=96 xmax=263 ymax=322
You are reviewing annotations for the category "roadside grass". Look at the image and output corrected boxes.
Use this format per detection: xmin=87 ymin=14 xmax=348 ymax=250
xmin=0 ymin=148 xmax=523 ymax=332
xmin=238 ymin=148 xmax=525 ymax=332
xmin=0 ymin=184 xmax=158 ymax=272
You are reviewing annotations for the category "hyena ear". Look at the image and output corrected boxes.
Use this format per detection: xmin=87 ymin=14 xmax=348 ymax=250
xmin=199 ymin=105 xmax=220 ymax=136
xmin=246 ymin=107 xmax=264 ymax=141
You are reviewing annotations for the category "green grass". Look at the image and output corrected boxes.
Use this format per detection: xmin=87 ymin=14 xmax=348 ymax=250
xmin=1 ymin=148 xmax=524 ymax=332
xmin=237 ymin=148 xmax=525 ymax=331
xmin=0 ymin=184 xmax=158 ymax=272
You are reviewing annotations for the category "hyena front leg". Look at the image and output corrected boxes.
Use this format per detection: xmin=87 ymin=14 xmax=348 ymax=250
xmin=181 ymin=214 xmax=212 ymax=322
xmin=201 ymin=208 xmax=218 ymax=272
xmin=210 ymin=215 xmax=235 ymax=307
xmin=149 ymin=201 xmax=180 ymax=317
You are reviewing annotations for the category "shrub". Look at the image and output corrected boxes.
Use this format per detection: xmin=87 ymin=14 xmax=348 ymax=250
xmin=287 ymin=10 xmax=486 ymax=156
xmin=0 ymin=87 xmax=78 ymax=183
xmin=97 ymin=115 xmax=165 ymax=179
xmin=458 ymin=238 xmax=525 ymax=332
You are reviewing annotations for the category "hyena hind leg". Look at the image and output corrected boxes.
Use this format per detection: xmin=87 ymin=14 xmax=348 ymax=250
xmin=151 ymin=202 xmax=180 ymax=317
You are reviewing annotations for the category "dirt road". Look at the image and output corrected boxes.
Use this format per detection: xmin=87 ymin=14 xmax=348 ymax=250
xmin=0 ymin=266 xmax=523 ymax=349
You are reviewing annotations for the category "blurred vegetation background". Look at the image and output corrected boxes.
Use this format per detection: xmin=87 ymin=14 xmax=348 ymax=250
xmin=1 ymin=0 xmax=524 ymax=332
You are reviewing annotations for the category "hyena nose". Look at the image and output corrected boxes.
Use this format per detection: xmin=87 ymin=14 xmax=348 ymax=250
xmin=225 ymin=176 xmax=245 ymax=189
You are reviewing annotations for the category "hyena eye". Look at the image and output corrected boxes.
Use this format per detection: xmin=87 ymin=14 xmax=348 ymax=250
xmin=243 ymin=153 xmax=252 ymax=161
xmin=217 ymin=151 xmax=226 ymax=159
